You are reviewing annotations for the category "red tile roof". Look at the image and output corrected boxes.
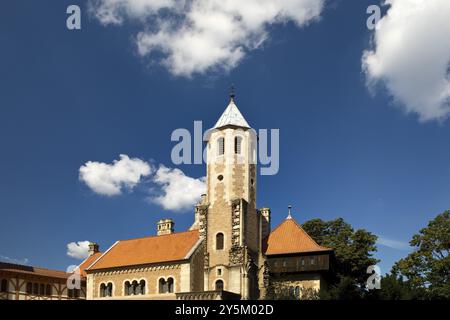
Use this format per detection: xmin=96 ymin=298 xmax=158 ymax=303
xmin=78 ymin=252 xmax=102 ymax=277
xmin=0 ymin=262 xmax=70 ymax=279
xmin=264 ymin=218 xmax=331 ymax=255
xmin=88 ymin=230 xmax=200 ymax=271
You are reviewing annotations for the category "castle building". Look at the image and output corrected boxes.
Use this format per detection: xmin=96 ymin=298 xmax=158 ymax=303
xmin=0 ymin=262 xmax=85 ymax=300
xmin=83 ymin=94 xmax=333 ymax=300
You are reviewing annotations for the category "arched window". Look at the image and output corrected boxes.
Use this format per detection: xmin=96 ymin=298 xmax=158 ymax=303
xmin=234 ymin=136 xmax=242 ymax=154
xmin=33 ymin=283 xmax=39 ymax=295
xmin=100 ymin=283 xmax=106 ymax=297
xmin=217 ymin=137 xmax=225 ymax=156
xmin=46 ymin=284 xmax=52 ymax=296
xmin=216 ymin=233 xmax=224 ymax=250
xmin=131 ymin=280 xmax=138 ymax=295
xmin=39 ymin=284 xmax=45 ymax=295
xmin=158 ymin=278 xmax=165 ymax=294
xmin=0 ymin=279 xmax=7 ymax=292
xmin=294 ymin=286 xmax=301 ymax=299
xmin=167 ymin=278 xmax=174 ymax=293
xmin=289 ymin=286 xmax=295 ymax=297
xmin=251 ymin=141 xmax=256 ymax=164
xmin=124 ymin=281 xmax=131 ymax=296
xmin=106 ymin=283 xmax=113 ymax=297
xmin=215 ymin=280 xmax=224 ymax=291
xmin=26 ymin=282 xmax=32 ymax=294
xmin=139 ymin=280 xmax=146 ymax=295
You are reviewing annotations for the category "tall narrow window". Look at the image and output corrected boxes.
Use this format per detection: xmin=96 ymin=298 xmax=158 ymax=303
xmin=0 ymin=279 xmax=7 ymax=292
xmin=218 ymin=137 xmax=225 ymax=156
xmin=215 ymin=280 xmax=224 ymax=291
xmin=139 ymin=280 xmax=146 ymax=295
xmin=158 ymin=278 xmax=165 ymax=294
xmin=33 ymin=283 xmax=39 ymax=295
xmin=234 ymin=136 xmax=242 ymax=154
xmin=46 ymin=284 xmax=52 ymax=296
xmin=39 ymin=284 xmax=45 ymax=295
xmin=124 ymin=281 xmax=131 ymax=296
xmin=26 ymin=282 xmax=32 ymax=294
xmin=106 ymin=283 xmax=113 ymax=297
xmin=100 ymin=283 xmax=106 ymax=297
xmin=216 ymin=233 xmax=224 ymax=250
xmin=294 ymin=286 xmax=301 ymax=299
xmin=289 ymin=286 xmax=295 ymax=297
xmin=167 ymin=278 xmax=174 ymax=293
xmin=131 ymin=280 xmax=138 ymax=295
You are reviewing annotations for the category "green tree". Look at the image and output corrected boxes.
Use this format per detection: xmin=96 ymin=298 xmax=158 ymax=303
xmin=302 ymin=218 xmax=378 ymax=299
xmin=392 ymin=211 xmax=450 ymax=299
xmin=366 ymin=273 xmax=424 ymax=300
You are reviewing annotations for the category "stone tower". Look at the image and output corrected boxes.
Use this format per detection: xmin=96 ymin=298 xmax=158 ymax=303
xmin=199 ymin=92 xmax=259 ymax=299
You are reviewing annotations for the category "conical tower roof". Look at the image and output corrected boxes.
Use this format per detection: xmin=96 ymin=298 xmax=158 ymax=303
xmin=213 ymin=97 xmax=250 ymax=129
xmin=264 ymin=216 xmax=331 ymax=255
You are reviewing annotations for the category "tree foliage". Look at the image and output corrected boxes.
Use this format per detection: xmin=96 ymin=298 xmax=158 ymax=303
xmin=302 ymin=218 xmax=378 ymax=299
xmin=392 ymin=211 xmax=450 ymax=299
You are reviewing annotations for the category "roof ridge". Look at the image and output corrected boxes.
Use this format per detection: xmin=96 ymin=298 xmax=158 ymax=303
xmin=86 ymin=241 xmax=120 ymax=271
xmin=118 ymin=229 xmax=198 ymax=242
xmin=291 ymin=218 xmax=331 ymax=250
xmin=265 ymin=216 xmax=333 ymax=255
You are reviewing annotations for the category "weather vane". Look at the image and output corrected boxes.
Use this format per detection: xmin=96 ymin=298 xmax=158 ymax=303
xmin=229 ymin=84 xmax=235 ymax=99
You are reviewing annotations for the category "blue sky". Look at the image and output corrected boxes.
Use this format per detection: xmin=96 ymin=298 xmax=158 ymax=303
xmin=1 ymin=0 xmax=449 ymax=276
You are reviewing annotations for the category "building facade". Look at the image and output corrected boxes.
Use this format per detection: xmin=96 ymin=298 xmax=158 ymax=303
xmin=84 ymin=94 xmax=333 ymax=300
xmin=0 ymin=262 xmax=85 ymax=300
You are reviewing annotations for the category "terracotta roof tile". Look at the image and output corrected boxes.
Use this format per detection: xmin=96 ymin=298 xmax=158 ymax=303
xmin=88 ymin=230 xmax=200 ymax=271
xmin=78 ymin=252 xmax=102 ymax=277
xmin=0 ymin=262 xmax=70 ymax=279
xmin=264 ymin=218 xmax=331 ymax=255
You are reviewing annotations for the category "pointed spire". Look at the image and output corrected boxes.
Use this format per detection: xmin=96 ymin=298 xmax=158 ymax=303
xmin=212 ymin=86 xmax=250 ymax=129
xmin=287 ymin=205 xmax=293 ymax=219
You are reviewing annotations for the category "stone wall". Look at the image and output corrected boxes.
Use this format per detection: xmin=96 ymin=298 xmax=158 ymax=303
xmin=89 ymin=263 xmax=183 ymax=300
xmin=268 ymin=273 xmax=324 ymax=299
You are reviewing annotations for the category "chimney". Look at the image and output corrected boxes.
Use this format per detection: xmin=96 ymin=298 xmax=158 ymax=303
xmin=88 ymin=242 xmax=99 ymax=256
xmin=157 ymin=219 xmax=174 ymax=236
xmin=260 ymin=207 xmax=271 ymax=239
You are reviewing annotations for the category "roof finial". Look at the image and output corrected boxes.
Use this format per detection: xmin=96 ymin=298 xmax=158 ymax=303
xmin=229 ymin=84 xmax=235 ymax=100
xmin=287 ymin=205 xmax=293 ymax=219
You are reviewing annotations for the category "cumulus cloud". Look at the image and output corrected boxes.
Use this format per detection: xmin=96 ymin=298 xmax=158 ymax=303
xmin=79 ymin=154 xmax=152 ymax=196
xmin=79 ymin=155 xmax=205 ymax=211
xmin=150 ymin=165 xmax=206 ymax=211
xmin=88 ymin=0 xmax=325 ymax=76
xmin=67 ymin=241 xmax=91 ymax=260
xmin=362 ymin=0 xmax=450 ymax=122
xmin=377 ymin=236 xmax=409 ymax=250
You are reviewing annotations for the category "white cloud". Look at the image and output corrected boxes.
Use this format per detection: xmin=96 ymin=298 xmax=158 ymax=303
xmin=362 ymin=0 xmax=450 ymax=122
xmin=79 ymin=154 xmax=152 ymax=196
xmin=89 ymin=0 xmax=325 ymax=77
xmin=150 ymin=165 xmax=206 ymax=211
xmin=0 ymin=254 xmax=29 ymax=265
xmin=88 ymin=0 xmax=179 ymax=25
xmin=377 ymin=236 xmax=409 ymax=250
xmin=67 ymin=241 xmax=91 ymax=260
xmin=79 ymin=155 xmax=205 ymax=212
